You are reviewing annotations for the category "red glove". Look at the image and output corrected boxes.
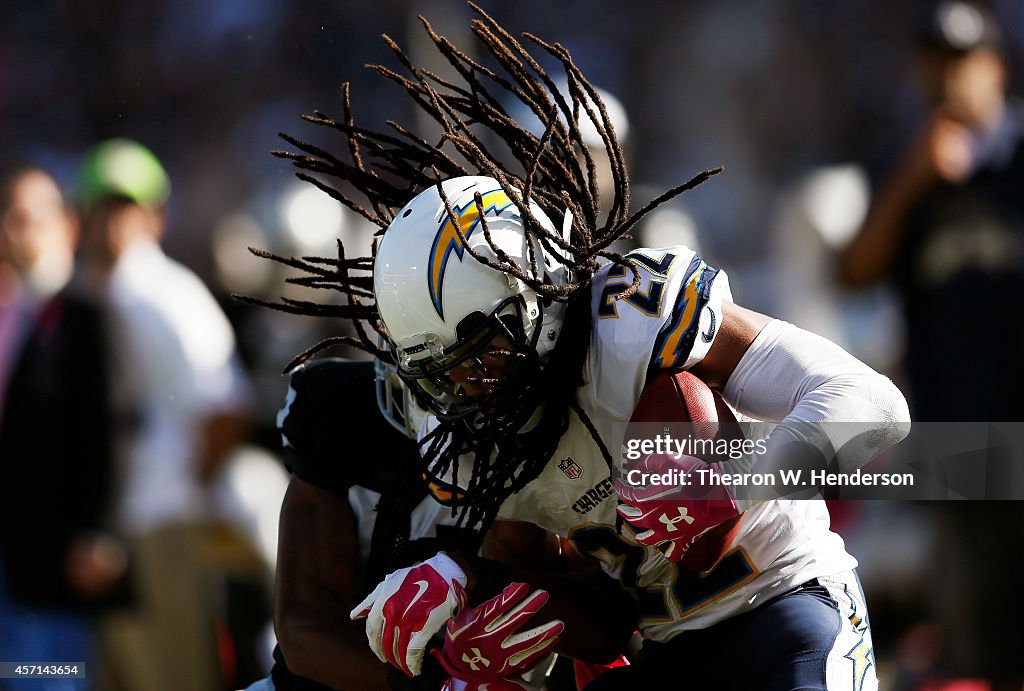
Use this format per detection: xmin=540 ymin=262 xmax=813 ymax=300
xmin=430 ymin=582 xmax=563 ymax=683
xmin=614 ymin=452 xmax=739 ymax=563
xmin=350 ymin=552 xmax=468 ymax=676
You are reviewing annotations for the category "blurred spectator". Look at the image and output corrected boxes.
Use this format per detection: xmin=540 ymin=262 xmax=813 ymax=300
xmin=76 ymin=138 xmax=252 ymax=544
xmin=0 ymin=166 xmax=123 ymax=689
xmin=75 ymin=139 xmax=260 ymax=691
xmin=839 ymin=0 xmax=1024 ymax=421
xmin=839 ymin=3 xmax=1024 ymax=688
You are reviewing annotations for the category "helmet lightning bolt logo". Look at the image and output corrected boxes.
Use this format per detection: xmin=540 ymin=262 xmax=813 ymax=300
xmin=428 ymin=189 xmax=516 ymax=319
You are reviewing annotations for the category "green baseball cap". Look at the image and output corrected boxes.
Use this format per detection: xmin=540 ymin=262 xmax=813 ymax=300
xmin=78 ymin=138 xmax=171 ymax=210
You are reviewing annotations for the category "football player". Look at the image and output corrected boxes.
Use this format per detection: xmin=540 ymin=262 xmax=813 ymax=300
xmin=266 ymin=357 xmax=466 ymax=690
xmin=265 ymin=359 xmax=591 ymax=691
xmin=256 ymin=6 xmax=910 ymax=689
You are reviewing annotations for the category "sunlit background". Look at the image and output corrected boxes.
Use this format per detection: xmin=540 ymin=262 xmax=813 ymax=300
xmin=2 ymin=1 xmax=1023 ymax=689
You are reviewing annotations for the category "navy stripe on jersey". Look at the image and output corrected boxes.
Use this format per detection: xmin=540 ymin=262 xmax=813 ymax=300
xmin=647 ymin=255 xmax=719 ymax=381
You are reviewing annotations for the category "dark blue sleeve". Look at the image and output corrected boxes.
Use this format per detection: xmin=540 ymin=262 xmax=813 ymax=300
xmin=277 ymin=358 xmax=417 ymax=494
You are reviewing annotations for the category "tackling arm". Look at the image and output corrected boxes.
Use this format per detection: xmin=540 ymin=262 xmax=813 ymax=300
xmin=451 ymin=519 xmax=638 ymax=665
xmin=275 ymin=475 xmax=390 ymax=689
xmin=351 ymin=518 xmax=636 ymax=681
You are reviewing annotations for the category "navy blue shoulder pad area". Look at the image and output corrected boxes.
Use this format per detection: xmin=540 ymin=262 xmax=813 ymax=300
xmin=278 ymin=358 xmax=417 ymax=494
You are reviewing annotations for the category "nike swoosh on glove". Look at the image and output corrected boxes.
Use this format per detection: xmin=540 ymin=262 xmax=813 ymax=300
xmin=350 ymin=551 xmax=468 ymax=676
xmin=614 ymin=452 xmax=739 ymax=563
xmin=431 ymin=582 xmax=563 ymax=683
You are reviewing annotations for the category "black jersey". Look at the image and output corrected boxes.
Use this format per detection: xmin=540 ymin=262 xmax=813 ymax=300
xmin=278 ymin=358 xmax=417 ymax=494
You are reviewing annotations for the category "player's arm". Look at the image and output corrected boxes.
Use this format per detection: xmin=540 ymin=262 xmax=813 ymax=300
xmin=354 ymin=519 xmax=636 ymax=679
xmin=480 ymin=518 xmax=567 ymax=571
xmin=622 ymin=301 xmax=910 ymax=560
xmin=450 ymin=519 xmax=637 ymax=665
xmin=688 ymin=302 xmax=770 ymax=391
xmin=692 ymin=301 xmax=910 ymax=475
xmin=275 ymin=475 xmax=390 ymax=690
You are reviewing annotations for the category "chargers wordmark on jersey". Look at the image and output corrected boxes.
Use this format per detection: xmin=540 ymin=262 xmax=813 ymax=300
xmin=572 ymin=477 xmax=614 ymax=515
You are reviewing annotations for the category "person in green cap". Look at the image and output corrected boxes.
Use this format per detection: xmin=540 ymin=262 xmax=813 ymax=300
xmin=77 ymin=138 xmax=171 ymax=274
xmin=77 ymin=138 xmax=255 ymax=691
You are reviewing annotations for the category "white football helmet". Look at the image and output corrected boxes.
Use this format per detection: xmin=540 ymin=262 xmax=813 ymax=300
xmin=374 ymin=176 xmax=568 ymax=417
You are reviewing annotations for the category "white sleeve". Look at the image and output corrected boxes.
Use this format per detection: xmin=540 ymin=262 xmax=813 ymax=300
xmin=723 ymin=319 xmax=910 ymax=482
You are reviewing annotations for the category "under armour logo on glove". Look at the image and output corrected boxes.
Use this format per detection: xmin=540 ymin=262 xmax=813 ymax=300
xmin=615 ymin=453 xmax=740 ymax=563
xmin=462 ymin=648 xmax=491 ymax=671
xmin=431 ymin=581 xmax=563 ymax=684
xmin=660 ymin=506 xmax=696 ymax=531
xmin=351 ymin=552 xmax=468 ymax=676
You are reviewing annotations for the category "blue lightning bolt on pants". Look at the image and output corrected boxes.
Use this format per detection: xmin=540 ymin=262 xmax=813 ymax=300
xmin=584 ymin=571 xmax=876 ymax=691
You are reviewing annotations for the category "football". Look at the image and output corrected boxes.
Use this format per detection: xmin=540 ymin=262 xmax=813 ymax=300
xmin=630 ymin=370 xmax=739 ymax=444
xmin=627 ymin=370 xmax=744 ymax=571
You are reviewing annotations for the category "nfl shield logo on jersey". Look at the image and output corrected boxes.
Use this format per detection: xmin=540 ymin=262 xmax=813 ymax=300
xmin=558 ymin=457 xmax=583 ymax=479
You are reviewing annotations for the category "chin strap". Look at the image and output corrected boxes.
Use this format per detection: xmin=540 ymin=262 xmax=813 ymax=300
xmin=528 ymin=292 xmax=545 ymax=351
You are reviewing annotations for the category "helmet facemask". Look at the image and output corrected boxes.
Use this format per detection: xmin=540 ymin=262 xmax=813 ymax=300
xmin=374 ymin=351 xmax=431 ymax=438
xmin=394 ymin=293 xmax=547 ymax=424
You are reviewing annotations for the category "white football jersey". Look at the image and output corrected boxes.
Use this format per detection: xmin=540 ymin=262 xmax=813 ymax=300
xmin=423 ymin=245 xmax=857 ymax=642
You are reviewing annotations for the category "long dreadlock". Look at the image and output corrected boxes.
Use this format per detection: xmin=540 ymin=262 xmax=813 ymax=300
xmin=242 ymin=3 xmax=721 ymax=544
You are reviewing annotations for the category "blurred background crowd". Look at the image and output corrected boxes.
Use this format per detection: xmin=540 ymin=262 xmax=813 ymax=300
xmin=1 ymin=0 xmax=1023 ymax=689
